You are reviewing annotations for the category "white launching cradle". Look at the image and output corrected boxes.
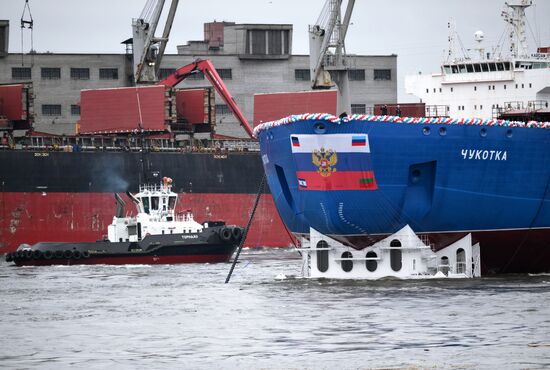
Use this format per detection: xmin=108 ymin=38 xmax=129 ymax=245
xmin=299 ymin=225 xmax=481 ymax=279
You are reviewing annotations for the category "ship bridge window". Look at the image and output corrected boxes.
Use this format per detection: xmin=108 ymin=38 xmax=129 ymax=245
xmin=466 ymin=64 xmax=474 ymax=73
xmin=482 ymin=64 xmax=489 ymax=72
xmin=504 ymin=62 xmax=511 ymax=70
xmin=458 ymin=65 xmax=466 ymax=73
xmin=151 ymin=196 xmax=159 ymax=210
xmin=168 ymin=196 xmax=177 ymax=210
xmin=497 ymin=63 xmax=505 ymax=71
xmin=142 ymin=197 xmax=150 ymax=214
xmin=443 ymin=65 xmax=452 ymax=74
xmin=489 ymin=63 xmax=497 ymax=71
xmin=474 ymin=64 xmax=481 ymax=72
xmin=451 ymin=65 xmax=458 ymax=74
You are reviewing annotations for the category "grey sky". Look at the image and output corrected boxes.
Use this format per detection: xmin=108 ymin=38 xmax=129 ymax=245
xmin=2 ymin=0 xmax=549 ymax=101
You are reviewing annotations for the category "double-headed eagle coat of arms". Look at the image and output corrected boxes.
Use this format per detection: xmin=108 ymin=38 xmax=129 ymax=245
xmin=312 ymin=147 xmax=337 ymax=177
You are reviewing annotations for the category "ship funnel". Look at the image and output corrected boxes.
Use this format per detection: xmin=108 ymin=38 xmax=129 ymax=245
xmin=114 ymin=193 xmax=126 ymax=218
xmin=126 ymin=191 xmax=140 ymax=205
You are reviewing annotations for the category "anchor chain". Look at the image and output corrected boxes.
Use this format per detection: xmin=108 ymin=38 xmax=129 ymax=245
xmin=225 ymin=173 xmax=266 ymax=283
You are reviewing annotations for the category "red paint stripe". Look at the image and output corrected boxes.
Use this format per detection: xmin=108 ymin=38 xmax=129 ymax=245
xmin=0 ymin=192 xmax=295 ymax=252
xmin=15 ymin=254 xmax=233 ymax=266
xmin=296 ymin=171 xmax=378 ymax=190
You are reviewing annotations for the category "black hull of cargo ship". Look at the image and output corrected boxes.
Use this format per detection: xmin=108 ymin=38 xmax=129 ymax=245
xmin=0 ymin=150 xmax=292 ymax=253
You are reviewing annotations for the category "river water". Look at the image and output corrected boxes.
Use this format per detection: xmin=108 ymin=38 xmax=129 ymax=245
xmin=1 ymin=249 xmax=549 ymax=369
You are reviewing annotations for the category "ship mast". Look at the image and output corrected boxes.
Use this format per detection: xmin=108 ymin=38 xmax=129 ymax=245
xmin=501 ymin=0 xmax=532 ymax=58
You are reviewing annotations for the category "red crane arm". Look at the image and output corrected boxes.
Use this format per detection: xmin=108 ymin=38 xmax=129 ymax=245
xmin=158 ymin=59 xmax=255 ymax=139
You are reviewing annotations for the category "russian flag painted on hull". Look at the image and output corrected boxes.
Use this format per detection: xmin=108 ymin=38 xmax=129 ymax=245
xmin=290 ymin=134 xmax=377 ymax=191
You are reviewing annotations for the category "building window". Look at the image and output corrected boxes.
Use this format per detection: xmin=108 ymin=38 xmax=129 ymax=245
xmin=158 ymin=68 xmax=176 ymax=80
xmin=42 ymin=104 xmax=62 ymax=116
xmin=349 ymin=69 xmax=366 ymax=81
xmin=99 ymin=68 xmax=118 ymax=80
xmin=71 ymin=105 xmax=80 ymax=116
xmin=450 ymin=87 xmax=453 ymax=92
xmin=426 ymin=88 xmax=429 ymax=93
xmin=217 ymin=68 xmax=232 ymax=80
xmin=41 ymin=67 xmax=61 ymax=80
xmin=12 ymin=67 xmax=31 ymax=79
xmin=70 ymin=68 xmax=90 ymax=80
xmin=373 ymin=69 xmax=391 ymax=80
xmin=215 ymin=104 xmax=230 ymax=115
xmin=294 ymin=69 xmax=310 ymax=81
xmin=246 ymin=29 xmax=290 ymax=56
xmin=351 ymin=104 xmax=366 ymax=114
xmin=474 ymin=86 xmax=477 ymax=91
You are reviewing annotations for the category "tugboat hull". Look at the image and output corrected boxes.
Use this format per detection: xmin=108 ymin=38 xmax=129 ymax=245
xmin=6 ymin=226 xmax=242 ymax=266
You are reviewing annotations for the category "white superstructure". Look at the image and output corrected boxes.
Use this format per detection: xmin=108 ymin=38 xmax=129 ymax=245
xmin=405 ymin=0 xmax=550 ymax=120
xmin=107 ymin=177 xmax=203 ymax=243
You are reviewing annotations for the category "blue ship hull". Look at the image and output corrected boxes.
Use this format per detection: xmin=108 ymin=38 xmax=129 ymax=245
xmin=256 ymin=115 xmax=550 ymax=273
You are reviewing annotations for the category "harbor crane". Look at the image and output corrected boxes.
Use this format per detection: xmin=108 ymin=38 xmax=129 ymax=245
xmin=158 ymin=59 xmax=255 ymax=139
xmin=309 ymin=0 xmax=355 ymax=115
xmin=132 ymin=0 xmax=179 ymax=83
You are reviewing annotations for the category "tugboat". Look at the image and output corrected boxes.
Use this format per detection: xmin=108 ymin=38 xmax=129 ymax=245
xmin=5 ymin=177 xmax=244 ymax=266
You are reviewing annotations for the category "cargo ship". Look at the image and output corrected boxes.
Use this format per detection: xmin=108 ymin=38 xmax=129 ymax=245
xmin=0 ymin=60 xmax=293 ymax=254
xmin=255 ymin=113 xmax=550 ymax=274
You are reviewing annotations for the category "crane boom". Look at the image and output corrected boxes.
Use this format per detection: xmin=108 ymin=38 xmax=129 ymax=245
xmin=133 ymin=0 xmax=179 ymax=84
xmin=154 ymin=0 xmax=179 ymax=76
xmin=158 ymin=59 xmax=255 ymax=139
xmin=309 ymin=0 xmax=355 ymax=114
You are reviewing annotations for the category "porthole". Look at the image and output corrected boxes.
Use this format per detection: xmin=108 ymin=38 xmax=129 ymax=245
xmin=366 ymin=251 xmax=378 ymax=272
xmin=316 ymin=240 xmax=329 ymax=273
xmin=390 ymin=239 xmax=402 ymax=272
xmin=314 ymin=122 xmax=326 ymax=134
xmin=506 ymin=129 xmax=513 ymax=138
xmin=480 ymin=128 xmax=487 ymax=137
xmin=439 ymin=127 xmax=447 ymax=136
xmin=422 ymin=126 xmax=431 ymax=136
xmin=341 ymin=251 xmax=353 ymax=272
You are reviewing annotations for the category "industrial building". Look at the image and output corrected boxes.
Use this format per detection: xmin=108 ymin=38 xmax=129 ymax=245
xmin=0 ymin=20 xmax=397 ymax=138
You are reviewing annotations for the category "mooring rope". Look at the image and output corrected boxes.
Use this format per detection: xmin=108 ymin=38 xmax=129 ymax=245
xmin=225 ymin=174 xmax=266 ymax=283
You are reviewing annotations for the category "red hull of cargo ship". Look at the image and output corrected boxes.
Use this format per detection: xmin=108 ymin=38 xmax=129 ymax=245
xmin=0 ymin=192 xmax=294 ymax=253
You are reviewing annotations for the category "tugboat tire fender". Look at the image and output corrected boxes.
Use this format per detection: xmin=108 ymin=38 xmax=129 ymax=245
xmin=5 ymin=253 xmax=13 ymax=262
xmin=73 ymin=250 xmax=82 ymax=259
xmin=54 ymin=250 xmax=64 ymax=259
xmin=63 ymin=250 xmax=73 ymax=259
xmin=220 ymin=227 xmax=232 ymax=242
xmin=43 ymin=250 xmax=53 ymax=259
xmin=24 ymin=250 xmax=33 ymax=259
xmin=32 ymin=250 xmax=43 ymax=259
xmin=231 ymin=227 xmax=243 ymax=241
xmin=81 ymin=251 xmax=90 ymax=258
